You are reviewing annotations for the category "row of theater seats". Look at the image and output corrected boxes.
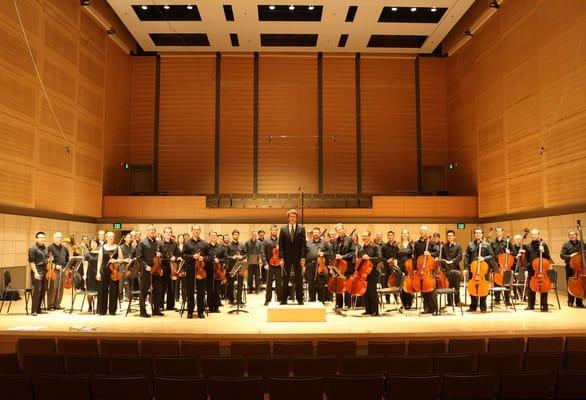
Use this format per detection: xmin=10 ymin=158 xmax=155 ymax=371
xmin=3 ymin=351 xmax=586 ymax=376
xmin=12 ymin=336 xmax=586 ymax=357
xmin=0 ymin=370 xmax=584 ymax=399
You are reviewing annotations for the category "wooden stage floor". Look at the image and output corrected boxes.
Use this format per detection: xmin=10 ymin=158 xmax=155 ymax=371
xmin=1 ymin=290 xmax=585 ymax=349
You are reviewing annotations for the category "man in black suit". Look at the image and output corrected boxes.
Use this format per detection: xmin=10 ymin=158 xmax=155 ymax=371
xmin=278 ymin=209 xmax=307 ymax=305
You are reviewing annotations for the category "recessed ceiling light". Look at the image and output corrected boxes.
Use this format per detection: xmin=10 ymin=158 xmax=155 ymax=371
xmin=187 ymin=5 xmax=193 ymax=10
xmin=289 ymin=5 xmax=295 ymax=10
xmin=308 ymin=5 xmax=314 ymax=10
xmin=163 ymin=5 xmax=170 ymax=10
xmin=431 ymin=7 xmax=437 ymax=12
xmin=391 ymin=7 xmax=398 ymax=11
xmin=410 ymin=7 xmax=417 ymax=12
xmin=269 ymin=5 xmax=275 ymax=10
xmin=141 ymin=5 xmax=148 ymax=10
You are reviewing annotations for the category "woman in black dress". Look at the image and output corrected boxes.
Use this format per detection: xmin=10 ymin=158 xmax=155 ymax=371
xmin=82 ymin=238 xmax=100 ymax=312
xmin=397 ymin=229 xmax=415 ymax=309
xmin=96 ymin=232 xmax=123 ymax=316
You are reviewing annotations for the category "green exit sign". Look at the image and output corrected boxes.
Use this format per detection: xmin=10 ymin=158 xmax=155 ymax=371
xmin=113 ymin=223 xmax=122 ymax=230
xmin=457 ymin=223 xmax=466 ymax=230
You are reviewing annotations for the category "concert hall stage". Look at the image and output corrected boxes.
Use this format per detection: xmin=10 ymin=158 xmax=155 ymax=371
xmin=1 ymin=290 xmax=585 ymax=353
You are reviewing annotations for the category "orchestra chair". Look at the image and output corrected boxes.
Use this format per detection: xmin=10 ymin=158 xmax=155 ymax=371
xmin=57 ymin=339 xmax=98 ymax=355
xmin=448 ymin=338 xmax=486 ymax=354
xmin=269 ymin=376 xmax=324 ymax=400
xmin=327 ymin=375 xmax=385 ymax=400
xmin=208 ymin=376 xmax=263 ymax=400
xmin=386 ymin=355 xmax=434 ymax=375
xmin=180 ymin=341 xmax=220 ymax=357
xmin=433 ymin=354 xmax=475 ymax=374
xmin=246 ymin=355 xmax=289 ymax=392
xmin=489 ymin=270 xmax=516 ymax=312
xmin=36 ymin=374 xmax=90 ymax=400
xmin=377 ymin=272 xmax=404 ymax=314
xmin=1 ymin=270 xmax=31 ymax=314
xmin=0 ymin=374 xmax=33 ymax=400
xmin=17 ymin=338 xmax=56 ymax=357
xmin=487 ymin=337 xmax=525 ymax=353
xmin=316 ymin=341 xmax=356 ymax=371
xmin=442 ymin=372 xmax=498 ymax=400
xmin=477 ymin=352 xmax=523 ymax=373
xmin=230 ymin=341 xmax=271 ymax=357
xmin=292 ymin=356 xmax=337 ymax=378
xmin=565 ymin=336 xmax=586 ymax=352
xmin=141 ymin=340 xmax=180 ymax=356
xmin=65 ymin=355 xmax=109 ymax=375
xmin=555 ymin=370 xmax=586 ymax=400
xmin=100 ymin=339 xmax=139 ymax=356
xmin=511 ymin=266 xmax=529 ymax=303
xmin=523 ymin=351 xmax=564 ymax=373
xmin=408 ymin=340 xmax=446 ymax=356
xmin=201 ymin=356 xmax=245 ymax=378
xmin=154 ymin=356 xmax=200 ymax=377
xmin=498 ymin=370 xmax=555 ymax=400
xmin=526 ymin=336 xmax=564 ymax=353
xmin=435 ymin=285 xmax=464 ymax=316
xmin=546 ymin=268 xmax=562 ymax=310
xmin=22 ymin=354 xmax=65 ymax=375
xmin=124 ymin=288 xmax=142 ymax=317
xmin=92 ymin=375 xmax=149 ymax=400
xmin=153 ymin=377 xmax=207 ymax=400
xmin=273 ymin=341 xmax=313 ymax=370
xmin=108 ymin=355 xmax=154 ymax=379
xmin=0 ymin=353 xmax=21 ymax=374
xmin=339 ymin=355 xmax=385 ymax=376
xmin=387 ymin=374 xmax=442 ymax=400
xmin=367 ymin=341 xmax=406 ymax=356
xmin=565 ymin=351 xmax=586 ymax=370
xmin=70 ymin=282 xmax=97 ymax=315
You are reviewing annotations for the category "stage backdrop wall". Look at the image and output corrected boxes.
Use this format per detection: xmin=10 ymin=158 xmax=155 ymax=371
xmin=446 ymin=0 xmax=586 ymax=217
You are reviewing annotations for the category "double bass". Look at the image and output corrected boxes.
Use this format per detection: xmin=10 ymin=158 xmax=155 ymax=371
xmin=567 ymin=220 xmax=586 ymax=299
xmin=493 ymin=236 xmax=515 ymax=286
xmin=411 ymin=239 xmax=435 ymax=293
xmin=529 ymin=239 xmax=552 ymax=293
xmin=467 ymin=241 xmax=490 ymax=298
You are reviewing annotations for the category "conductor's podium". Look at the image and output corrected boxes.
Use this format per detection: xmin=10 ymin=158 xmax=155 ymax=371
xmin=267 ymin=302 xmax=327 ymax=322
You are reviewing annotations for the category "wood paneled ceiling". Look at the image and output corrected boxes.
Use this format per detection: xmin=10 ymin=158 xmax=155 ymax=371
xmin=106 ymin=0 xmax=474 ymax=53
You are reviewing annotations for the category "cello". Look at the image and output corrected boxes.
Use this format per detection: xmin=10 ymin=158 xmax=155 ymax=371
xmin=567 ymin=220 xmax=586 ymax=299
xmin=327 ymin=258 xmax=348 ymax=294
xmin=346 ymin=258 xmax=373 ymax=296
xmin=434 ymin=242 xmax=449 ymax=289
xmin=529 ymin=239 xmax=552 ymax=294
xmin=411 ymin=239 xmax=435 ymax=293
xmin=467 ymin=241 xmax=490 ymax=298
xmin=493 ymin=236 xmax=515 ymax=286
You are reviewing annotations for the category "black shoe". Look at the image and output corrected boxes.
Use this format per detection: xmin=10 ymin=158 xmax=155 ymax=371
xmin=466 ymin=308 xmax=476 ymax=312
xmin=166 ymin=307 xmax=174 ymax=311
xmin=187 ymin=313 xmax=193 ymax=319
xmin=577 ymin=303 xmax=585 ymax=308
xmin=298 ymin=301 xmax=304 ymax=305
xmin=264 ymin=302 xmax=269 ymax=306
xmin=198 ymin=314 xmax=205 ymax=319
xmin=140 ymin=313 xmax=151 ymax=318
xmin=361 ymin=311 xmax=370 ymax=315
xmin=54 ymin=306 xmax=64 ymax=310
xmin=153 ymin=311 xmax=165 ymax=316
xmin=505 ymin=302 xmax=513 ymax=307
xmin=280 ymin=301 xmax=287 ymax=305
xmin=525 ymin=306 xmax=535 ymax=311
xmin=109 ymin=312 xmax=116 ymax=316
xmin=541 ymin=307 xmax=549 ymax=312
xmin=371 ymin=312 xmax=380 ymax=317
xmin=568 ymin=301 xmax=574 ymax=307
xmin=32 ymin=312 xmax=37 ymax=316
xmin=480 ymin=309 xmax=487 ymax=313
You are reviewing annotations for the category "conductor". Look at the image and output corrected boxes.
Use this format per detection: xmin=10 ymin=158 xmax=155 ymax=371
xmin=278 ymin=209 xmax=307 ymax=305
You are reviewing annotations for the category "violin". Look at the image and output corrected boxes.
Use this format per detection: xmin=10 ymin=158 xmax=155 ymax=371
xmin=151 ymin=245 xmax=163 ymax=276
xmin=214 ymin=259 xmax=227 ymax=284
xmin=493 ymin=236 xmax=515 ymax=286
xmin=269 ymin=246 xmax=280 ymax=266
xmin=171 ymin=258 xmax=185 ymax=280
xmin=124 ymin=258 xmax=137 ymax=278
xmin=467 ymin=241 xmax=490 ymax=297
xmin=45 ymin=252 xmax=56 ymax=281
xmin=567 ymin=220 xmax=586 ymax=299
xmin=109 ymin=258 xmax=122 ymax=282
xmin=195 ymin=252 xmax=206 ymax=280
xmin=434 ymin=242 xmax=449 ymax=289
xmin=387 ymin=258 xmax=398 ymax=287
xmin=411 ymin=239 xmax=435 ymax=293
xmin=529 ymin=239 xmax=552 ymax=293
xmin=317 ymin=254 xmax=328 ymax=275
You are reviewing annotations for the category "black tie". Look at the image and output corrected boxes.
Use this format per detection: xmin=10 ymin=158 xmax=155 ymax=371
xmin=290 ymin=225 xmax=295 ymax=242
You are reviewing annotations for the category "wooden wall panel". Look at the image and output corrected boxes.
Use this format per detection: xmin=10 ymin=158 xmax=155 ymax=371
xmin=420 ymin=58 xmax=448 ymax=168
xmin=0 ymin=160 xmax=34 ymax=207
xmin=447 ymin=0 xmax=586 ymax=217
xmin=158 ymin=56 xmax=216 ymax=194
xmin=129 ymin=57 xmax=156 ymax=166
xmin=258 ymin=55 xmax=318 ymax=193
xmin=0 ymin=113 xmax=35 ymax=163
xmin=360 ymin=57 xmax=416 ymax=193
xmin=322 ymin=56 xmax=356 ymax=193
xmin=219 ymin=55 xmax=253 ymax=193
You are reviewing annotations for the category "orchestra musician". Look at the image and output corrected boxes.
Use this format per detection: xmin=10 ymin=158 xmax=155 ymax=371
xmin=525 ymin=229 xmax=552 ymax=312
xmin=464 ymin=227 xmax=495 ymax=313
xmin=161 ymin=227 xmax=181 ymax=311
xmin=96 ymin=232 xmax=123 ymax=316
xmin=380 ymin=230 xmax=399 ymax=304
xmin=358 ymin=230 xmax=381 ymax=316
xmin=441 ymin=230 xmax=463 ymax=306
xmin=245 ymin=231 xmax=264 ymax=294
xmin=46 ymin=232 xmax=69 ymax=311
xmin=28 ymin=232 xmax=49 ymax=316
xmin=82 ymin=238 xmax=100 ymax=312
xmin=278 ymin=209 xmax=307 ymax=305
xmin=304 ymin=227 xmax=331 ymax=304
xmin=182 ymin=224 xmax=208 ymax=319
xmin=136 ymin=224 xmax=164 ymax=318
xmin=119 ymin=233 xmax=135 ymax=302
xmin=333 ymin=223 xmax=356 ymax=310
xmin=560 ymin=229 xmax=585 ymax=308
xmin=263 ymin=225 xmax=282 ymax=306
xmin=226 ymin=230 xmax=246 ymax=306
xmin=413 ymin=226 xmax=439 ymax=314
xmin=206 ymin=232 xmax=227 ymax=313
xmin=397 ymin=229 xmax=414 ymax=309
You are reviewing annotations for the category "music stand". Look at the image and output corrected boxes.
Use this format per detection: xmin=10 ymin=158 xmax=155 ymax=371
xmin=228 ymin=260 xmax=248 ymax=314
xmin=65 ymin=256 xmax=83 ymax=313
